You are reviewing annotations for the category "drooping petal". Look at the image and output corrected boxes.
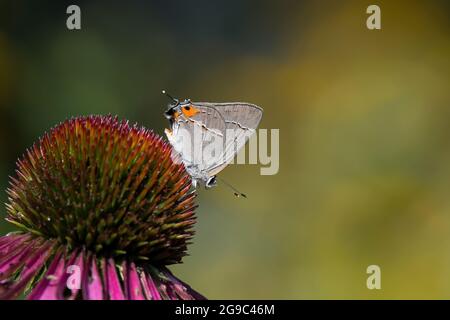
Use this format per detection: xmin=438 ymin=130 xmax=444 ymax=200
xmin=161 ymin=267 xmax=206 ymax=300
xmin=139 ymin=269 xmax=153 ymax=300
xmin=159 ymin=282 xmax=177 ymax=300
xmin=0 ymin=238 xmax=39 ymax=280
xmin=82 ymin=254 xmax=104 ymax=300
xmin=103 ymin=258 xmax=125 ymax=300
xmin=144 ymin=271 xmax=162 ymax=300
xmin=0 ymin=239 xmax=54 ymax=299
xmin=27 ymin=248 xmax=79 ymax=300
xmin=24 ymin=249 xmax=205 ymax=300
xmin=27 ymin=248 xmax=65 ymax=300
xmin=123 ymin=262 xmax=145 ymax=300
xmin=0 ymin=234 xmax=30 ymax=253
xmin=167 ymin=281 xmax=194 ymax=300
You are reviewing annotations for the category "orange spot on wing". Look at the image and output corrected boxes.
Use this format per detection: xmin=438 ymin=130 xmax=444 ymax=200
xmin=173 ymin=111 xmax=180 ymax=119
xmin=181 ymin=105 xmax=199 ymax=118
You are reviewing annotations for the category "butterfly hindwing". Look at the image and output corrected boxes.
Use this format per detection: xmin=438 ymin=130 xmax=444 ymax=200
xmin=194 ymin=103 xmax=263 ymax=172
xmin=166 ymin=101 xmax=263 ymax=184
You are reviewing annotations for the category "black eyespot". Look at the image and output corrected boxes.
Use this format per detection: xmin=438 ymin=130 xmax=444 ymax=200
xmin=184 ymin=106 xmax=191 ymax=111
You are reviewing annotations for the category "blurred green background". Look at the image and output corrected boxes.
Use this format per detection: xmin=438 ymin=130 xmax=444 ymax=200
xmin=1 ymin=0 xmax=450 ymax=299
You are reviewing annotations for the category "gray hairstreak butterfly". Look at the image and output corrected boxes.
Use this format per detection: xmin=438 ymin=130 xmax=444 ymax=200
xmin=162 ymin=91 xmax=263 ymax=197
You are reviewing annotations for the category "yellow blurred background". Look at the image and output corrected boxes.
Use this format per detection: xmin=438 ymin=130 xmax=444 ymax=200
xmin=1 ymin=0 xmax=449 ymax=298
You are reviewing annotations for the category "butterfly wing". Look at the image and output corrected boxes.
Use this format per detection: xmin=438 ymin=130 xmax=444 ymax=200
xmin=167 ymin=106 xmax=227 ymax=178
xmin=192 ymin=102 xmax=263 ymax=176
xmin=166 ymin=102 xmax=263 ymax=181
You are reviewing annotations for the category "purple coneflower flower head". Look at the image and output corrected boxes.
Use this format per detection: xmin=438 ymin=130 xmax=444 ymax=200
xmin=0 ymin=115 xmax=205 ymax=300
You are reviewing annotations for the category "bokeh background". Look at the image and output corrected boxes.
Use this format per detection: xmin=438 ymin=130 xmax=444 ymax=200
xmin=1 ymin=0 xmax=450 ymax=299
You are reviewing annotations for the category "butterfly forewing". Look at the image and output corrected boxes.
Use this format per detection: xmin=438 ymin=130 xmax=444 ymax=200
xmin=170 ymin=106 xmax=226 ymax=174
xmin=194 ymin=102 xmax=262 ymax=131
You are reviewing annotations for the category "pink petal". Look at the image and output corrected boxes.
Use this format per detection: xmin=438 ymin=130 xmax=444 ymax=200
xmin=27 ymin=248 xmax=79 ymax=300
xmin=103 ymin=258 xmax=125 ymax=300
xmin=82 ymin=254 xmax=104 ymax=300
xmin=123 ymin=262 xmax=144 ymax=300
xmin=0 ymin=238 xmax=40 ymax=280
xmin=0 ymin=234 xmax=30 ymax=253
xmin=162 ymin=267 xmax=206 ymax=300
xmin=0 ymin=240 xmax=54 ymax=299
xmin=27 ymin=248 xmax=65 ymax=300
xmin=144 ymin=272 xmax=162 ymax=300
xmin=139 ymin=270 xmax=152 ymax=300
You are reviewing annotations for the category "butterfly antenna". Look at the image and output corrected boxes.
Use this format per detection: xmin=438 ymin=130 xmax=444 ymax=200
xmin=161 ymin=90 xmax=178 ymax=104
xmin=217 ymin=177 xmax=247 ymax=198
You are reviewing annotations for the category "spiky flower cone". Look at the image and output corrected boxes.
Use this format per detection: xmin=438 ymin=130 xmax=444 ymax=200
xmin=0 ymin=115 xmax=205 ymax=300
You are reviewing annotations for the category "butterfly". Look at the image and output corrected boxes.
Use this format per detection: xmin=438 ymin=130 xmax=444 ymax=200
xmin=162 ymin=91 xmax=263 ymax=197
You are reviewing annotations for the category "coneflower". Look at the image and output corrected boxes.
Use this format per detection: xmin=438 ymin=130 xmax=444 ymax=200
xmin=0 ymin=115 xmax=205 ymax=300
